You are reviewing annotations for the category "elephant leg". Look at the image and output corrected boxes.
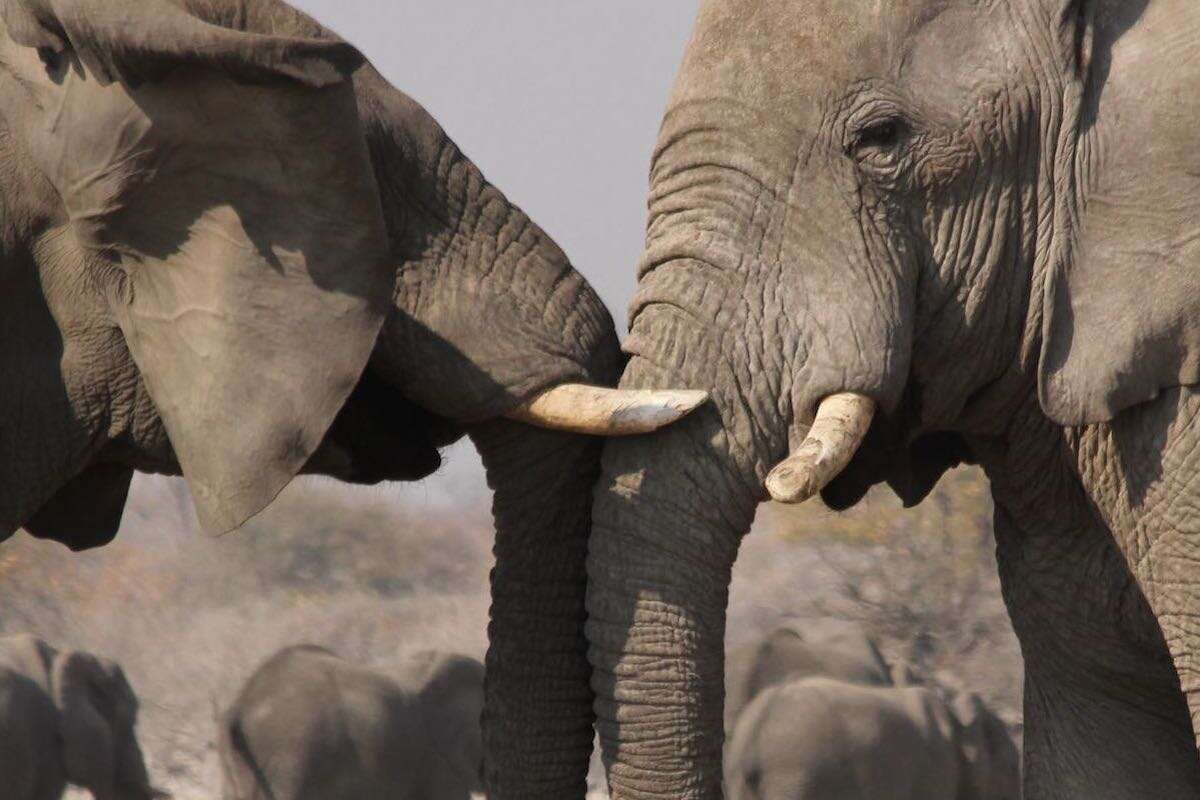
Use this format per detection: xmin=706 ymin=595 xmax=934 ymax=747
xmin=993 ymin=504 xmax=1200 ymax=798
xmin=1093 ymin=390 xmax=1200 ymax=755
xmin=1128 ymin=505 xmax=1200 ymax=751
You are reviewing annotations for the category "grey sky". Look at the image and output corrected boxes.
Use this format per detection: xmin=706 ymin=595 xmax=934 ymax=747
xmin=292 ymin=0 xmax=700 ymax=328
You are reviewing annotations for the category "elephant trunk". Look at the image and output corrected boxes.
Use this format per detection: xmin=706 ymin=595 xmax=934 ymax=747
xmin=358 ymin=77 xmax=632 ymax=798
xmin=587 ymin=341 xmax=768 ymax=800
xmin=471 ymin=420 xmax=605 ymax=798
xmin=586 ymin=71 xmax=919 ymax=792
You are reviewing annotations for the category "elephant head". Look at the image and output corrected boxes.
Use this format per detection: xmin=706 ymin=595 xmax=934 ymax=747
xmin=51 ymin=651 xmax=165 ymax=800
xmin=724 ymin=621 xmax=891 ymax=733
xmin=585 ymin=0 xmax=1169 ymax=795
xmin=0 ymin=1 xmax=702 ymax=796
xmin=951 ymin=692 xmax=1022 ymax=800
xmin=409 ymin=652 xmax=488 ymax=796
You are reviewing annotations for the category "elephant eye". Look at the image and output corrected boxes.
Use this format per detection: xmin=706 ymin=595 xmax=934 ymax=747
xmin=849 ymin=118 xmax=907 ymax=161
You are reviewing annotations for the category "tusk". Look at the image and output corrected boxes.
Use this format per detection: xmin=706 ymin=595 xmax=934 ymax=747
xmin=765 ymin=393 xmax=875 ymax=504
xmin=506 ymin=384 xmax=709 ymax=436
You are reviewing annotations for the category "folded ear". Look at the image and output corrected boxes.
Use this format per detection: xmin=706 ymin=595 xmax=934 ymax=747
xmin=0 ymin=0 xmax=363 ymax=86
xmin=1 ymin=0 xmax=392 ymax=533
xmin=1038 ymin=0 xmax=1200 ymax=425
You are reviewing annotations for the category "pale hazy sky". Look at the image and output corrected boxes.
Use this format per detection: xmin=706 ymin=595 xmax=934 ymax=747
xmin=291 ymin=1 xmax=700 ymax=327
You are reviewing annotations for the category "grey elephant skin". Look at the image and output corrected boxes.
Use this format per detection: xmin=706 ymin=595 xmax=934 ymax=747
xmin=0 ymin=0 xmax=640 ymax=796
xmin=0 ymin=634 xmax=164 ymax=800
xmin=585 ymin=0 xmax=1200 ymax=797
xmin=723 ymin=621 xmax=892 ymax=734
xmin=219 ymin=646 xmax=484 ymax=800
xmin=724 ymin=678 xmax=1020 ymax=800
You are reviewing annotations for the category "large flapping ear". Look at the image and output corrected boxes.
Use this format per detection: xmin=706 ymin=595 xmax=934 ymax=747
xmin=0 ymin=0 xmax=392 ymax=533
xmin=1035 ymin=0 xmax=1200 ymax=426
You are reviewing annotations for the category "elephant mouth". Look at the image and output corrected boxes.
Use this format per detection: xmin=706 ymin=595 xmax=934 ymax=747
xmin=305 ymin=369 xmax=451 ymax=484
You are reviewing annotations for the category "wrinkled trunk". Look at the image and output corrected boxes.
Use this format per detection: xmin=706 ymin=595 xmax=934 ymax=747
xmin=472 ymin=420 xmax=603 ymax=799
xmin=588 ymin=340 xmax=770 ymax=800
xmin=360 ymin=75 xmax=621 ymax=800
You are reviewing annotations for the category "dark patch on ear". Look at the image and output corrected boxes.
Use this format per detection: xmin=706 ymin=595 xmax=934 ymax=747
xmin=25 ymin=463 xmax=133 ymax=551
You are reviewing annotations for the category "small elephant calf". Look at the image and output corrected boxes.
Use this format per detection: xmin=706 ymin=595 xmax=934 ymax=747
xmin=0 ymin=634 xmax=165 ymax=800
xmin=724 ymin=677 xmax=1021 ymax=800
xmin=219 ymin=645 xmax=485 ymax=800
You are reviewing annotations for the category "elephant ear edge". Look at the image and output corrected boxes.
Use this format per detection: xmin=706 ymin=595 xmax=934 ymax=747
xmin=1 ymin=0 xmax=394 ymax=534
xmin=1037 ymin=0 xmax=1200 ymax=426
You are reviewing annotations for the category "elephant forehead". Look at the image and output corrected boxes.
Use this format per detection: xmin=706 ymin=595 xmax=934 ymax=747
xmin=675 ymin=0 xmax=1000 ymax=126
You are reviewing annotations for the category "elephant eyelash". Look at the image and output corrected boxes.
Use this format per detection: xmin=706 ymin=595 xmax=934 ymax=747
xmin=849 ymin=119 xmax=908 ymax=156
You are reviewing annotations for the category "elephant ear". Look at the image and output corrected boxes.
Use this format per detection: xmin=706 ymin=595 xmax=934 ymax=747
xmin=0 ymin=0 xmax=392 ymax=533
xmin=1038 ymin=0 xmax=1200 ymax=425
xmin=414 ymin=653 xmax=486 ymax=791
xmin=51 ymin=651 xmax=118 ymax=794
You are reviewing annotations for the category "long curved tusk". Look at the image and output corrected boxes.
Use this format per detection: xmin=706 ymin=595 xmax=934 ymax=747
xmin=506 ymin=384 xmax=709 ymax=436
xmin=765 ymin=393 xmax=876 ymax=504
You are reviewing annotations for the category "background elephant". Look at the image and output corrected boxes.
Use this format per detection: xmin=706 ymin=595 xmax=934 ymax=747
xmin=949 ymin=691 xmax=1023 ymax=800
xmin=724 ymin=677 xmax=1018 ymax=800
xmin=0 ymin=1 xmax=701 ymax=797
xmin=219 ymin=645 xmax=485 ymax=800
xmin=724 ymin=620 xmax=891 ymax=733
xmin=0 ymin=634 xmax=164 ymax=800
xmin=585 ymin=0 xmax=1200 ymax=796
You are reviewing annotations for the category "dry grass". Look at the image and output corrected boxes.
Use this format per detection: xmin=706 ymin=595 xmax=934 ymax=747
xmin=7 ymin=462 xmax=1020 ymax=798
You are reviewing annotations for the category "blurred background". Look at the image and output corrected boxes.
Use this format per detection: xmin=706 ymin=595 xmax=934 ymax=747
xmin=1 ymin=3 xmax=1021 ymax=797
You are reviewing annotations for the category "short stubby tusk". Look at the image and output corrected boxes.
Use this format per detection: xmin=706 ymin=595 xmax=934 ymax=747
xmin=765 ymin=393 xmax=876 ymax=504
xmin=505 ymin=384 xmax=709 ymax=436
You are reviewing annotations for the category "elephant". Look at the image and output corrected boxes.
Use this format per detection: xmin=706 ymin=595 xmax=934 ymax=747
xmin=723 ymin=620 xmax=892 ymax=733
xmin=0 ymin=634 xmax=165 ymax=800
xmin=723 ymin=677 xmax=1020 ymax=800
xmin=584 ymin=0 xmax=1200 ymax=796
xmin=0 ymin=1 xmax=703 ymax=797
xmin=218 ymin=645 xmax=485 ymax=800
xmin=948 ymin=691 xmax=1024 ymax=800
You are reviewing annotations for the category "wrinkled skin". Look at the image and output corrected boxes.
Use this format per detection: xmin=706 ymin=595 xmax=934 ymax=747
xmin=587 ymin=0 xmax=1200 ymax=797
xmin=219 ymin=646 xmax=485 ymax=800
xmin=724 ymin=677 xmax=1018 ymax=800
xmin=0 ymin=1 xmax=622 ymax=796
xmin=723 ymin=620 xmax=891 ymax=733
xmin=0 ymin=634 xmax=163 ymax=800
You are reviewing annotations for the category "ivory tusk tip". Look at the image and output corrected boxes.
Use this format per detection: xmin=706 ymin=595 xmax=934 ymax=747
xmin=608 ymin=389 xmax=711 ymax=434
xmin=662 ymin=389 xmax=710 ymax=414
xmin=765 ymin=460 xmax=820 ymax=504
xmin=505 ymin=385 xmax=709 ymax=436
xmin=765 ymin=392 xmax=876 ymax=504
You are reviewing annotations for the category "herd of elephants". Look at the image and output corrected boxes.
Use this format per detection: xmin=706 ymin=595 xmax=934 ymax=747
xmin=0 ymin=623 xmax=1020 ymax=799
xmin=0 ymin=0 xmax=1198 ymax=797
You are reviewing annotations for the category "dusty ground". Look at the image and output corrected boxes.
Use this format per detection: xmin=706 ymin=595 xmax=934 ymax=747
xmin=9 ymin=449 xmax=1018 ymax=799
